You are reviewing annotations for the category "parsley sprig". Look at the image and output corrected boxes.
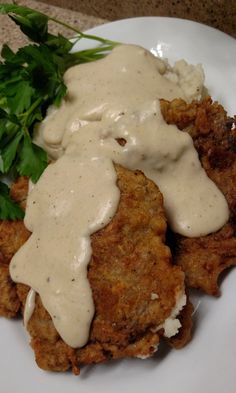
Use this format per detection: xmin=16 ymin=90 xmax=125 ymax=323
xmin=0 ymin=3 xmax=119 ymax=219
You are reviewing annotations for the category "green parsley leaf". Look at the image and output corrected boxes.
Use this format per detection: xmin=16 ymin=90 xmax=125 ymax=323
xmin=1 ymin=131 xmax=23 ymax=173
xmin=45 ymin=33 xmax=74 ymax=56
xmin=0 ymin=4 xmax=48 ymax=43
xmin=1 ymin=44 xmax=17 ymax=62
xmin=16 ymin=135 xmax=48 ymax=182
xmin=0 ymin=3 xmax=120 ymax=219
xmin=0 ymin=181 xmax=24 ymax=220
xmin=0 ymin=109 xmax=20 ymax=148
xmin=6 ymin=80 xmax=35 ymax=114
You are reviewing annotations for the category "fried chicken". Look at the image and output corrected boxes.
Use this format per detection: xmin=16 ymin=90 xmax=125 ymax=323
xmin=161 ymin=97 xmax=236 ymax=295
xmin=11 ymin=165 xmax=188 ymax=373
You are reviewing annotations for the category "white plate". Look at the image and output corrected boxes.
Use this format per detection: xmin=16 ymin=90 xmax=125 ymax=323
xmin=0 ymin=17 xmax=236 ymax=393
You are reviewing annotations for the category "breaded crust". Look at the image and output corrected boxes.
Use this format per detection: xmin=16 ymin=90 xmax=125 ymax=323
xmin=161 ymin=97 xmax=236 ymax=295
xmin=0 ymin=264 xmax=21 ymax=318
xmin=0 ymin=180 xmax=31 ymax=317
xmin=166 ymin=297 xmax=193 ymax=349
xmin=0 ymin=219 xmax=30 ymax=264
xmin=10 ymin=176 xmax=29 ymax=210
xmin=1 ymin=97 xmax=235 ymax=373
xmin=15 ymin=165 xmax=187 ymax=373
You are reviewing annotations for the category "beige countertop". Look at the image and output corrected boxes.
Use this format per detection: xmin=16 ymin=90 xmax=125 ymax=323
xmin=0 ymin=0 xmax=107 ymax=49
xmin=0 ymin=0 xmax=235 ymax=51
xmin=39 ymin=0 xmax=236 ymax=38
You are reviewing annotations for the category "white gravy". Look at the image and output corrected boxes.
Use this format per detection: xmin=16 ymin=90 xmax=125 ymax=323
xmin=10 ymin=154 xmax=119 ymax=348
xmin=66 ymin=100 xmax=229 ymax=236
xmin=35 ymin=44 xmax=204 ymax=160
xmin=10 ymin=44 xmax=229 ymax=348
xmin=24 ymin=288 xmax=36 ymax=327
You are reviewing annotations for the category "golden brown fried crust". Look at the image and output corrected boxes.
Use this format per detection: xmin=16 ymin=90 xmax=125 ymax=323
xmin=161 ymin=97 xmax=236 ymax=295
xmin=1 ymin=97 xmax=235 ymax=373
xmin=0 ymin=264 xmax=21 ymax=318
xmin=17 ymin=284 xmax=78 ymax=373
xmin=0 ymin=178 xmax=30 ymax=318
xmin=0 ymin=219 xmax=30 ymax=263
xmin=170 ymin=224 xmax=236 ymax=296
xmin=16 ymin=165 xmax=186 ymax=373
xmin=167 ymin=298 xmax=194 ymax=349
xmin=0 ymin=219 xmax=29 ymax=317
xmin=78 ymin=165 xmax=185 ymax=363
xmin=10 ymin=176 xmax=29 ymax=210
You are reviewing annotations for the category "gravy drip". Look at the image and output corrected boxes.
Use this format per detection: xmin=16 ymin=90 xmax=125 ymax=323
xmin=10 ymin=155 xmax=119 ymax=348
xmin=10 ymin=44 xmax=229 ymax=348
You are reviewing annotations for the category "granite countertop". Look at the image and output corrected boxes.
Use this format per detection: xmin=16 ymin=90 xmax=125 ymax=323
xmin=0 ymin=0 xmax=107 ymax=49
xmin=40 ymin=0 xmax=236 ymax=38
xmin=0 ymin=0 xmax=235 ymax=50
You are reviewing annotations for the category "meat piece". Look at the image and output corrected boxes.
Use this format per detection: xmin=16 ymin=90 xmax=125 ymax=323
xmin=1 ymin=97 xmax=235 ymax=374
xmin=161 ymin=97 xmax=236 ymax=295
xmin=170 ymin=224 xmax=236 ymax=296
xmin=0 ymin=219 xmax=30 ymax=263
xmin=10 ymin=176 xmax=29 ymax=210
xmin=167 ymin=296 xmax=194 ymax=349
xmin=17 ymin=283 xmax=76 ymax=372
xmin=16 ymin=165 xmax=187 ymax=373
xmin=0 ymin=264 xmax=20 ymax=318
xmin=0 ymin=178 xmax=30 ymax=318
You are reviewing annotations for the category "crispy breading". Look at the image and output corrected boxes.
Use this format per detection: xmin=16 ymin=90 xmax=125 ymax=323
xmin=0 ymin=178 xmax=31 ymax=318
xmin=166 ymin=297 xmax=194 ymax=349
xmin=0 ymin=264 xmax=20 ymax=318
xmin=16 ymin=165 xmax=187 ymax=373
xmin=10 ymin=176 xmax=29 ymax=210
xmin=1 ymin=97 xmax=235 ymax=374
xmin=161 ymin=97 xmax=236 ymax=295
xmin=0 ymin=219 xmax=30 ymax=263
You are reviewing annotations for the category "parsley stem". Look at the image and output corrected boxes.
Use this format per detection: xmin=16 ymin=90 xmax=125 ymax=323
xmin=26 ymin=97 xmax=42 ymax=117
xmin=65 ymin=44 xmax=116 ymax=68
xmin=18 ymin=97 xmax=42 ymax=124
xmin=48 ymin=15 xmax=119 ymax=47
xmin=20 ymin=97 xmax=42 ymax=127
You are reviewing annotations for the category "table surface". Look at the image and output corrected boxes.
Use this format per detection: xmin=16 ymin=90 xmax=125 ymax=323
xmin=39 ymin=0 xmax=236 ymax=38
xmin=0 ymin=0 xmax=235 ymax=50
xmin=0 ymin=0 xmax=107 ymax=50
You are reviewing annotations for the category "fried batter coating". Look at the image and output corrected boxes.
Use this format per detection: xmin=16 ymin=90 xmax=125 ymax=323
xmin=166 ymin=297 xmax=193 ymax=349
xmin=16 ymin=165 xmax=187 ymax=373
xmin=10 ymin=176 xmax=29 ymax=210
xmin=1 ymin=97 xmax=235 ymax=373
xmin=0 ymin=178 xmax=30 ymax=317
xmin=0 ymin=219 xmax=30 ymax=263
xmin=0 ymin=264 xmax=21 ymax=318
xmin=161 ymin=97 xmax=236 ymax=295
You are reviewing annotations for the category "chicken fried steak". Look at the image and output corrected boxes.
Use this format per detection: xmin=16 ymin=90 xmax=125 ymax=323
xmin=161 ymin=97 xmax=236 ymax=295
xmin=1 ymin=165 xmax=190 ymax=373
xmin=1 ymin=97 xmax=235 ymax=372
